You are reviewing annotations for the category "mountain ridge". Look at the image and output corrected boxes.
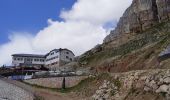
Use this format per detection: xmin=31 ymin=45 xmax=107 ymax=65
xmin=104 ymin=0 xmax=169 ymax=44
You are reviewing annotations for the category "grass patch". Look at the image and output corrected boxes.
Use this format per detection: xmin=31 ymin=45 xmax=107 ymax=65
xmin=160 ymin=92 xmax=167 ymax=97
xmin=79 ymin=22 xmax=170 ymax=67
xmin=113 ymin=78 xmax=121 ymax=89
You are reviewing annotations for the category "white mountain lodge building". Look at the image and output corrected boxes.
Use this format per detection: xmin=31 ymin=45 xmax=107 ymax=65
xmin=12 ymin=48 xmax=75 ymax=70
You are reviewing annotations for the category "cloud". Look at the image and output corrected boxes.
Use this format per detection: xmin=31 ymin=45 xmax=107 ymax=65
xmin=61 ymin=0 xmax=132 ymax=25
xmin=33 ymin=20 xmax=106 ymax=55
xmin=0 ymin=0 xmax=132 ymax=66
xmin=0 ymin=33 xmax=34 ymax=65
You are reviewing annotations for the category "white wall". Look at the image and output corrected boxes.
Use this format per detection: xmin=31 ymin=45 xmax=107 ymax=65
xmin=12 ymin=57 xmax=24 ymax=66
xmin=60 ymin=49 xmax=74 ymax=62
xmin=45 ymin=51 xmax=59 ymax=65
xmin=32 ymin=58 xmax=45 ymax=65
xmin=12 ymin=56 xmax=45 ymax=66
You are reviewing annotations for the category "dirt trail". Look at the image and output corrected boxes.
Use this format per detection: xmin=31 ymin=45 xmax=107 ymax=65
xmin=33 ymin=88 xmax=80 ymax=100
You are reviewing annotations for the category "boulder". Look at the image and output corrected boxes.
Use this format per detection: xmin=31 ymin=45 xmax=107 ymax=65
xmin=156 ymin=85 xmax=169 ymax=93
xmin=163 ymin=77 xmax=170 ymax=84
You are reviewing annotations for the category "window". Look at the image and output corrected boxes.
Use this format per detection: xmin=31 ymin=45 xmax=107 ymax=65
xmin=56 ymin=56 xmax=58 ymax=58
xmin=66 ymin=52 xmax=69 ymax=54
xmin=14 ymin=58 xmax=16 ymax=60
xmin=66 ymin=56 xmax=69 ymax=59
xmin=70 ymin=58 xmax=72 ymax=61
xmin=17 ymin=58 xmax=20 ymax=60
xmin=51 ymin=52 xmax=54 ymax=55
xmin=34 ymin=59 xmax=41 ymax=62
xmin=26 ymin=58 xmax=32 ymax=61
xmin=40 ymin=59 xmax=44 ymax=62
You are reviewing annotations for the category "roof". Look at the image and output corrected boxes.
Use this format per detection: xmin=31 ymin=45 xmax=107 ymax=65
xmin=62 ymin=48 xmax=75 ymax=56
xmin=45 ymin=48 xmax=75 ymax=57
xmin=44 ymin=49 xmax=59 ymax=57
xmin=12 ymin=48 xmax=75 ymax=58
xmin=12 ymin=54 xmax=45 ymax=58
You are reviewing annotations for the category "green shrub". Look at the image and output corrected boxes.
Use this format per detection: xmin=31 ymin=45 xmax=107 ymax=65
xmin=114 ymin=78 xmax=121 ymax=89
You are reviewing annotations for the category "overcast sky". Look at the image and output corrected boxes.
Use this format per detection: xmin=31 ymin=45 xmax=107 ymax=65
xmin=0 ymin=0 xmax=132 ymax=66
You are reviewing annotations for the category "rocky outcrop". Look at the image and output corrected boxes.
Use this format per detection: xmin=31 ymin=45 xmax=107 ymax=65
xmin=90 ymin=69 xmax=170 ymax=100
xmin=92 ymin=80 xmax=118 ymax=100
xmin=104 ymin=0 xmax=170 ymax=43
xmin=144 ymin=70 xmax=170 ymax=99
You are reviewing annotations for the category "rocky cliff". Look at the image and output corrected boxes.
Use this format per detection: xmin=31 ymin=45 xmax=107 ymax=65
xmin=104 ymin=0 xmax=170 ymax=44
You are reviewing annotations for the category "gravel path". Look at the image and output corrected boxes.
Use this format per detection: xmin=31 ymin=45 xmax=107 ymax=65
xmin=0 ymin=78 xmax=34 ymax=100
xmin=0 ymin=76 xmax=81 ymax=100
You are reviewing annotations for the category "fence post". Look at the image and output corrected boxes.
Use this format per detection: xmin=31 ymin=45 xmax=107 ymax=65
xmin=62 ymin=77 xmax=66 ymax=89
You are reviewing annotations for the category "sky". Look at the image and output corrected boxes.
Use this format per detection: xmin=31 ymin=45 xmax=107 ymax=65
xmin=0 ymin=0 xmax=132 ymax=66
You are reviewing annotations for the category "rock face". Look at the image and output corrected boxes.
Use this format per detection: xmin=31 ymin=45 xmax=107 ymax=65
xmin=90 ymin=69 xmax=170 ymax=100
xmin=104 ymin=0 xmax=170 ymax=43
xmin=92 ymin=80 xmax=119 ymax=100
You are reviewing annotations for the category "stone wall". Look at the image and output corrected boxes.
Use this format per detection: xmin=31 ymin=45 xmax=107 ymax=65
xmin=0 ymin=79 xmax=34 ymax=100
xmin=92 ymin=69 xmax=170 ymax=100
xmin=24 ymin=76 xmax=88 ymax=88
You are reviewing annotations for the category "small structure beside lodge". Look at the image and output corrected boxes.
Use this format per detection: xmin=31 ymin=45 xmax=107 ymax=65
xmin=12 ymin=48 xmax=75 ymax=71
xmin=159 ymin=45 xmax=170 ymax=61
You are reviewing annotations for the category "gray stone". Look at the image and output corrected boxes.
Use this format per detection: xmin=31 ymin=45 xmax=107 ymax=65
xmin=103 ymin=0 xmax=170 ymax=44
xmin=156 ymin=85 xmax=169 ymax=93
xmin=144 ymin=86 xmax=151 ymax=92
xmin=163 ymin=77 xmax=170 ymax=84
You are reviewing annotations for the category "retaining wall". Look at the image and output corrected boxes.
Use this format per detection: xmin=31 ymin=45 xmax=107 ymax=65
xmin=24 ymin=76 xmax=88 ymax=88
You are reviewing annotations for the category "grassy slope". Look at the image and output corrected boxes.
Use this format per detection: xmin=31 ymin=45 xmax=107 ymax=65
xmin=79 ymin=22 xmax=170 ymax=72
xmin=26 ymin=72 xmax=165 ymax=100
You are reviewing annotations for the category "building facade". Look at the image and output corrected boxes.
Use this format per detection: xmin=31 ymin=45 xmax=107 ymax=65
xmin=12 ymin=48 xmax=75 ymax=70
xmin=45 ymin=49 xmax=75 ymax=70
xmin=12 ymin=54 xmax=45 ymax=67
